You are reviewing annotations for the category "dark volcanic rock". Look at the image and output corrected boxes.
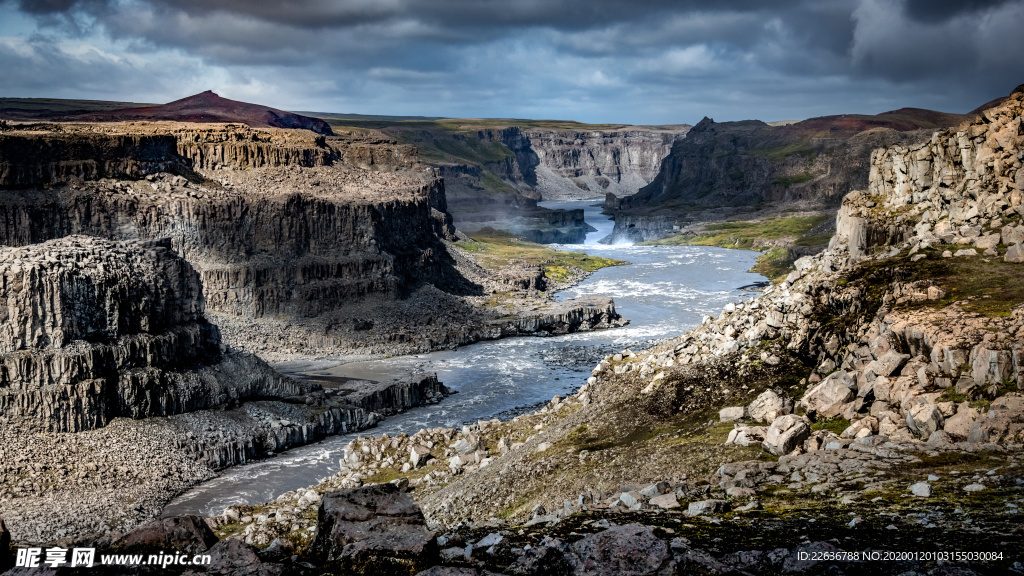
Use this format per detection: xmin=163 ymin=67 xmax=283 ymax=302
xmin=206 ymin=538 xmax=285 ymax=576
xmin=308 ymin=484 xmax=438 ymax=575
xmin=569 ymin=524 xmax=674 ymax=576
xmin=112 ymin=515 xmax=218 ymax=555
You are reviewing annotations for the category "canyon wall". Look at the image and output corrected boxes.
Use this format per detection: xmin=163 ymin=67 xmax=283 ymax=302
xmin=524 ymin=128 xmax=683 ymax=201
xmin=836 ymin=86 xmax=1024 ymax=262
xmin=0 ymin=123 xmax=460 ymax=330
xmin=0 ymin=235 xmax=314 ymax=433
xmin=607 ymin=108 xmax=979 ymax=242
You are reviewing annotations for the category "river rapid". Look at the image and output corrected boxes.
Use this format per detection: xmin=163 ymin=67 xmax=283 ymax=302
xmin=162 ymin=200 xmax=765 ymax=517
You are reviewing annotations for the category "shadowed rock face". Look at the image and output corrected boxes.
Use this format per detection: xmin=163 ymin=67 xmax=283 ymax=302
xmin=0 ymin=235 xmax=314 ymax=432
xmin=309 ymin=484 xmax=437 ymax=575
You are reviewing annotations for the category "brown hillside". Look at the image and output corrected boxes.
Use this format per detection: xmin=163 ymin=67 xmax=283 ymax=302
xmin=73 ymin=90 xmax=333 ymax=135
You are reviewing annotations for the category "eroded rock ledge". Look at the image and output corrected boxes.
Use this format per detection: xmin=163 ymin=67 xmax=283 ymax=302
xmin=0 ymin=235 xmax=312 ymax=433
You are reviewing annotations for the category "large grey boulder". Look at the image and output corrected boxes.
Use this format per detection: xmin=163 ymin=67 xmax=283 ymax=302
xmin=746 ymin=388 xmax=793 ymax=423
xmin=906 ymin=403 xmax=944 ymax=438
xmin=206 ymin=539 xmax=281 ymax=576
xmin=863 ymin=350 xmax=910 ymax=380
xmin=308 ymin=484 xmax=437 ymax=575
xmin=1002 ymin=225 xmax=1024 ymax=246
xmin=800 ymin=372 xmax=854 ymax=418
xmin=762 ymin=415 xmax=811 ymax=456
xmin=719 ymin=406 xmax=746 ymax=422
xmin=943 ymin=403 xmax=978 ymax=440
xmin=685 ymin=499 xmax=731 ymax=516
xmin=570 ymin=524 xmax=675 ymax=575
xmin=1005 ymin=243 xmax=1024 ymax=263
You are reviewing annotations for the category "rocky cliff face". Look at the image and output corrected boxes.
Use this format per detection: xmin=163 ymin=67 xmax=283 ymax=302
xmin=525 ymin=128 xmax=684 ymax=201
xmin=837 ymin=86 xmax=1024 ymax=263
xmin=393 ymin=124 xmax=684 ymax=243
xmin=0 ymin=130 xmax=183 ymax=188
xmin=0 ymin=122 xmax=468 ymax=355
xmin=0 ymin=235 xmax=313 ymax=433
xmin=608 ymin=108 xmax=981 ymax=242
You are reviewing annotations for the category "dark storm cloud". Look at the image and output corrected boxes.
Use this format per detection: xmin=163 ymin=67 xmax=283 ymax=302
xmin=903 ymin=0 xmax=1016 ymax=22
xmin=3 ymin=0 xmax=1024 ymax=123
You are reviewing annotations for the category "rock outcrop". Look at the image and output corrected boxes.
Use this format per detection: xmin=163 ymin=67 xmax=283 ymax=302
xmin=0 ymin=235 xmax=312 ymax=433
xmin=607 ymin=106 xmax=989 ymax=242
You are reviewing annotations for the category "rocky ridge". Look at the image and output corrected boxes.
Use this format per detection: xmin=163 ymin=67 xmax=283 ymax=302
xmin=605 ymin=105 xmax=988 ymax=243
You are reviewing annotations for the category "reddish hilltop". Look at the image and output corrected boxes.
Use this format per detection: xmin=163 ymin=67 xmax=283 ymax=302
xmin=786 ymin=107 xmax=973 ymax=137
xmin=73 ymin=90 xmax=333 ymax=135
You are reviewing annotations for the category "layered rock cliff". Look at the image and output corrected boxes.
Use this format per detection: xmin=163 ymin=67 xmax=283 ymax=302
xmin=0 ymin=122 xmax=471 ymax=355
xmin=0 ymin=235 xmax=312 ymax=433
xmin=524 ymin=128 xmax=685 ymax=201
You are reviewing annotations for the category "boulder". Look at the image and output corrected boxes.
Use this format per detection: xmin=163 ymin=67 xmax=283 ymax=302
xmin=800 ymin=372 xmax=854 ymax=418
xmin=649 ymin=494 xmax=680 ymax=509
xmin=943 ymin=403 xmax=978 ymax=440
xmin=452 ymin=434 xmax=481 ymax=455
xmin=1002 ymin=225 xmax=1024 ymax=245
xmin=410 ymin=445 xmax=431 ymax=468
xmin=639 ymin=481 xmax=672 ymax=498
xmin=762 ymin=415 xmax=811 ymax=456
xmin=685 ymin=499 xmax=731 ymax=516
xmin=113 ymin=516 xmax=218 ymax=555
xmin=719 ymin=406 xmax=746 ymax=422
xmin=909 ymin=482 xmax=932 ymax=497
xmin=206 ymin=539 xmax=279 ymax=575
xmin=1005 ymin=244 xmax=1024 ymax=263
xmin=570 ymin=524 xmax=675 ymax=576
xmin=308 ymin=484 xmax=437 ymax=575
xmin=863 ymin=350 xmax=910 ymax=380
xmin=974 ymin=234 xmax=1001 ymax=249
xmin=906 ymin=403 xmax=944 ymax=438
xmin=746 ymin=388 xmax=793 ymax=423
xmin=733 ymin=426 xmax=767 ymax=447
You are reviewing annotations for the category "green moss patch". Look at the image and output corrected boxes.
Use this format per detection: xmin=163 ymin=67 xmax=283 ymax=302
xmin=460 ymin=230 xmax=627 ymax=283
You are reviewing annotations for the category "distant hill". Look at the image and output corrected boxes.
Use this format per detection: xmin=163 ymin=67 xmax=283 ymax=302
xmin=0 ymin=97 xmax=154 ymax=120
xmin=72 ymin=91 xmax=333 ymax=135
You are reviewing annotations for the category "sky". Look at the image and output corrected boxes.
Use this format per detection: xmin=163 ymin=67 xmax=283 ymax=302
xmin=1 ymin=0 xmax=1023 ymax=125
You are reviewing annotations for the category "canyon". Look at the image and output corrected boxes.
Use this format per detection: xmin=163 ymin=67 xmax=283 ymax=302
xmin=351 ymin=121 xmax=689 ymax=243
xmin=77 ymin=84 xmax=1024 ymax=576
xmin=2 ymin=84 xmax=1024 ymax=575
xmin=0 ymin=115 xmax=624 ymax=361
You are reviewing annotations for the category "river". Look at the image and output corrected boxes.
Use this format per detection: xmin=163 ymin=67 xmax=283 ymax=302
xmin=161 ymin=199 xmax=765 ymax=517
